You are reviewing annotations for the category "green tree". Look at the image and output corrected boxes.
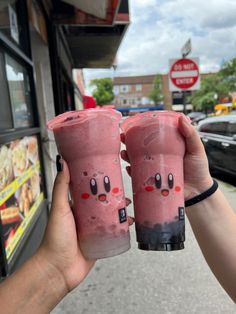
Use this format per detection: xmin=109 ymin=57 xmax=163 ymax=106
xmin=189 ymin=72 xmax=231 ymax=113
xmin=189 ymin=57 xmax=236 ymax=113
xmin=218 ymin=57 xmax=236 ymax=93
xmin=90 ymin=78 xmax=114 ymax=106
xmin=148 ymin=75 xmax=163 ymax=105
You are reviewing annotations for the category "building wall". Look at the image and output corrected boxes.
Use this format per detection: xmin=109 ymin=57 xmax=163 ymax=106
xmin=113 ymin=84 xmax=155 ymax=107
xmin=113 ymin=75 xmax=156 ymax=107
xmin=113 ymin=73 xmax=214 ymax=111
xmin=73 ymin=69 xmax=85 ymax=110
xmin=30 ymin=28 xmax=57 ymax=201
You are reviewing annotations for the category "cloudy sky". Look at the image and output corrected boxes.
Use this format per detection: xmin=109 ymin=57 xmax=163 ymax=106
xmin=83 ymin=0 xmax=236 ymax=93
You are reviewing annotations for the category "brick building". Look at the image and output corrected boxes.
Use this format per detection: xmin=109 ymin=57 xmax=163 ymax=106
xmin=112 ymin=74 xmax=172 ymax=110
xmin=113 ymin=73 xmax=215 ymax=112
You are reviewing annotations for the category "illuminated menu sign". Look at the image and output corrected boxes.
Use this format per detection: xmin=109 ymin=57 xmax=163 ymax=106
xmin=0 ymin=136 xmax=44 ymax=261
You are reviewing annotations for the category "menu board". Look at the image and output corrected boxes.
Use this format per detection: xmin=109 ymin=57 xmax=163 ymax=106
xmin=0 ymin=136 xmax=44 ymax=261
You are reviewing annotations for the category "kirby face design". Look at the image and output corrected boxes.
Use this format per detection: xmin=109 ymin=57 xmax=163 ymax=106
xmin=80 ymin=175 xmax=122 ymax=203
xmin=144 ymin=172 xmax=182 ymax=196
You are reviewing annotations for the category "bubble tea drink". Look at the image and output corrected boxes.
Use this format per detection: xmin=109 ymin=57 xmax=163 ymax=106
xmin=121 ymin=111 xmax=185 ymax=251
xmin=47 ymin=109 xmax=130 ymax=259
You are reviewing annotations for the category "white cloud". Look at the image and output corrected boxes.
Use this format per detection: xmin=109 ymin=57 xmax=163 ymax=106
xmin=83 ymin=0 xmax=236 ymax=93
xmin=134 ymin=0 xmax=157 ymax=8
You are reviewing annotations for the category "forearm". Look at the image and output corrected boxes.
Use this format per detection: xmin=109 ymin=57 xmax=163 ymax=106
xmin=0 ymin=250 xmax=68 ymax=314
xmin=186 ymin=189 xmax=236 ymax=302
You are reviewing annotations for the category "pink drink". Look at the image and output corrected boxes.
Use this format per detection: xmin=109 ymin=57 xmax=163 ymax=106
xmin=47 ymin=109 xmax=130 ymax=259
xmin=121 ymin=111 xmax=185 ymax=251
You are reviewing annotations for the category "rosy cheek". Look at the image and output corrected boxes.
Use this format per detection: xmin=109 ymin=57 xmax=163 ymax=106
xmin=112 ymin=187 xmax=119 ymax=194
xmin=145 ymin=186 xmax=154 ymax=192
xmin=175 ymin=186 xmax=181 ymax=192
xmin=81 ymin=193 xmax=90 ymax=200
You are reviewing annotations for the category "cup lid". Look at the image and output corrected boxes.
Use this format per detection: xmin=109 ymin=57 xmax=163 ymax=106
xmin=121 ymin=110 xmax=184 ymax=134
xmin=47 ymin=108 xmax=122 ymax=130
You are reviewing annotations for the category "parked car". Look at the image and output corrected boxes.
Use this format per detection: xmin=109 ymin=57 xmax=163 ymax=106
xmin=187 ymin=112 xmax=206 ymax=125
xmin=197 ymin=115 xmax=236 ymax=177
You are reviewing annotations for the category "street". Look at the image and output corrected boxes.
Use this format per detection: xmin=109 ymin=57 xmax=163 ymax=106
xmin=52 ymin=156 xmax=236 ymax=314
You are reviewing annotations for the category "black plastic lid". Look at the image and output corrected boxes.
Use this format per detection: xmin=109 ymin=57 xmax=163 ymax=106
xmin=138 ymin=242 xmax=184 ymax=251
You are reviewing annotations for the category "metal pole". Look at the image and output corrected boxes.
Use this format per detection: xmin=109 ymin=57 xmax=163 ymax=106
xmin=182 ymin=90 xmax=186 ymax=114
xmin=182 ymin=53 xmax=186 ymax=114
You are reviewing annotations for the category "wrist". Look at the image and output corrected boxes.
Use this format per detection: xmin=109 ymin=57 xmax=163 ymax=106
xmin=185 ymin=176 xmax=213 ymax=200
xmin=32 ymin=248 xmax=69 ymax=311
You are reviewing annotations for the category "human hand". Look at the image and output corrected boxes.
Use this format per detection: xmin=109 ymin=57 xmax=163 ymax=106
xmin=120 ymin=115 xmax=213 ymax=201
xmin=36 ymin=159 xmax=95 ymax=292
xmin=36 ymin=158 xmax=134 ymax=293
xmin=178 ymin=115 xmax=213 ymax=200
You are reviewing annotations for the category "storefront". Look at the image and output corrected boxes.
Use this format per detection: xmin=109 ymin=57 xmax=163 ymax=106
xmin=0 ymin=0 xmax=48 ymax=277
xmin=0 ymin=0 xmax=130 ymax=279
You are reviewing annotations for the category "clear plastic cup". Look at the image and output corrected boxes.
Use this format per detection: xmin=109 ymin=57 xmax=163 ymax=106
xmin=121 ymin=111 xmax=185 ymax=251
xmin=48 ymin=109 xmax=130 ymax=259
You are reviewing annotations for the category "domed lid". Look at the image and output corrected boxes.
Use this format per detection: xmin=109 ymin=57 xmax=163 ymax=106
xmin=47 ymin=108 xmax=122 ymax=131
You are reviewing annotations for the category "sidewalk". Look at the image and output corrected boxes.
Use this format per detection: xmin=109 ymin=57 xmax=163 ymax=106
xmin=217 ymin=179 xmax=236 ymax=212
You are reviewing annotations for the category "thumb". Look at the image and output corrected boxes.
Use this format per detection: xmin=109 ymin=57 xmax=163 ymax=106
xmin=178 ymin=115 xmax=206 ymax=156
xmin=51 ymin=156 xmax=70 ymax=215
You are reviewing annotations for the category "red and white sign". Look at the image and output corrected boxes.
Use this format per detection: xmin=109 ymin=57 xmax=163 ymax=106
xmin=169 ymin=58 xmax=200 ymax=91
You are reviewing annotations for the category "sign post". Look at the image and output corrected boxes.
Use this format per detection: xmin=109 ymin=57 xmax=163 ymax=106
xmin=181 ymin=39 xmax=191 ymax=113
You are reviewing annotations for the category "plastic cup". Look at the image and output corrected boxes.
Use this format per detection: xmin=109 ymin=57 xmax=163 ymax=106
xmin=47 ymin=109 xmax=130 ymax=259
xmin=121 ymin=111 xmax=185 ymax=251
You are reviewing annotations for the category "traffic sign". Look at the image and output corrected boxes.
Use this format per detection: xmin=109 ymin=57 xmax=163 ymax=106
xmin=169 ymin=58 xmax=200 ymax=91
xmin=181 ymin=38 xmax=191 ymax=58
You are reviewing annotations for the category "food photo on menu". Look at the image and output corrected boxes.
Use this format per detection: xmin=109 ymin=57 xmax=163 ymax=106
xmin=0 ymin=136 xmax=42 ymax=250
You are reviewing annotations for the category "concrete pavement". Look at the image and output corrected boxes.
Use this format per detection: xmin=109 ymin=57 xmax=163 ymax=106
xmin=52 ymin=157 xmax=236 ymax=314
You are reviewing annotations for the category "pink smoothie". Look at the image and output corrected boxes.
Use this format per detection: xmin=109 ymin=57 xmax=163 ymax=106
xmin=121 ymin=111 xmax=185 ymax=251
xmin=47 ymin=109 xmax=130 ymax=259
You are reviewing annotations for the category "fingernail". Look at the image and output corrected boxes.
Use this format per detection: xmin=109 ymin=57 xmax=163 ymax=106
xmin=183 ymin=115 xmax=191 ymax=124
xmin=126 ymin=198 xmax=132 ymax=205
xmin=56 ymin=155 xmax=63 ymax=172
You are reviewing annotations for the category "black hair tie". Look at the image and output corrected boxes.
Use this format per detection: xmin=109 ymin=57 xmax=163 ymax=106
xmin=185 ymin=179 xmax=218 ymax=207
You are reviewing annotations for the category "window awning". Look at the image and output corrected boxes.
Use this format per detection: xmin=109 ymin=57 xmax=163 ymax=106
xmin=62 ymin=0 xmax=116 ymax=21
xmin=52 ymin=0 xmax=125 ymax=26
xmin=52 ymin=0 xmax=130 ymax=68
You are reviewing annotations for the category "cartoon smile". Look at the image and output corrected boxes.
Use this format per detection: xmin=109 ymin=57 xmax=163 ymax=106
xmin=161 ymin=189 xmax=169 ymax=197
xmin=98 ymin=194 xmax=107 ymax=202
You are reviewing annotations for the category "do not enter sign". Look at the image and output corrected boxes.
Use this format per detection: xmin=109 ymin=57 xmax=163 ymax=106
xmin=169 ymin=58 xmax=200 ymax=91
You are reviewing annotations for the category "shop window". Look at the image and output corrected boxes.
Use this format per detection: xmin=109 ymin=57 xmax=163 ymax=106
xmin=113 ymin=85 xmax=119 ymax=95
xmin=0 ymin=3 xmax=19 ymax=43
xmin=120 ymin=85 xmax=129 ymax=93
xmin=0 ymin=52 xmax=13 ymax=130
xmin=136 ymin=84 xmax=142 ymax=91
xmin=0 ymin=1 xmax=29 ymax=55
xmin=137 ymin=98 xmax=141 ymax=104
xmin=5 ymin=54 xmax=34 ymax=128
xmin=0 ymin=135 xmax=44 ymax=263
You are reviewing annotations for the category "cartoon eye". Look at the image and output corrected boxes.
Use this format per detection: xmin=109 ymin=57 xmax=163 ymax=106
xmin=104 ymin=176 xmax=111 ymax=193
xmin=168 ymin=173 xmax=174 ymax=189
xmin=90 ymin=178 xmax=97 ymax=195
xmin=155 ymin=173 xmax=162 ymax=189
